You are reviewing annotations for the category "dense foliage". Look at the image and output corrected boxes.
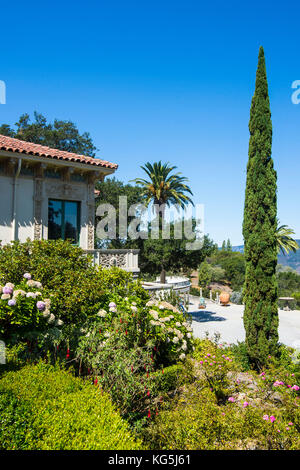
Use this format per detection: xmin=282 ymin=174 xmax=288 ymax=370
xmin=0 ymin=112 xmax=97 ymax=156
xmin=0 ymin=239 xmax=148 ymax=325
xmin=0 ymin=363 xmax=142 ymax=450
xmin=142 ymin=337 xmax=300 ymax=450
xmin=242 ymin=47 xmax=278 ymax=368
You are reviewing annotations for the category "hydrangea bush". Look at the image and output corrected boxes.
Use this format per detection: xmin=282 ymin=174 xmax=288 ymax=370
xmin=0 ymin=273 xmax=60 ymax=337
xmin=73 ymin=295 xmax=194 ymax=422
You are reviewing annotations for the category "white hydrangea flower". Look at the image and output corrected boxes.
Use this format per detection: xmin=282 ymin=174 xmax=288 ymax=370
xmin=5 ymin=282 xmax=14 ymax=289
xmin=42 ymin=308 xmax=51 ymax=318
xmin=187 ymin=333 xmax=192 ymax=338
xmin=13 ymin=289 xmax=26 ymax=298
xmin=26 ymin=292 xmax=36 ymax=298
xmin=179 ymin=353 xmax=186 ymax=360
xmin=1 ymin=293 xmax=10 ymax=300
xmin=175 ymin=322 xmax=181 ymax=327
xmin=173 ymin=336 xmax=179 ymax=344
xmin=47 ymin=313 xmax=55 ymax=324
xmin=97 ymin=309 xmax=107 ymax=317
xmin=149 ymin=310 xmax=159 ymax=320
xmin=131 ymin=306 xmax=138 ymax=312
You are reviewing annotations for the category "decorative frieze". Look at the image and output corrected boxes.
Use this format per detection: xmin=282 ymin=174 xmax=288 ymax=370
xmin=34 ymin=178 xmax=43 ymax=240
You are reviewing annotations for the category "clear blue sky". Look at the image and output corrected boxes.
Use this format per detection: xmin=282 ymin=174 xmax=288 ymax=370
xmin=1 ymin=1 xmax=299 ymax=245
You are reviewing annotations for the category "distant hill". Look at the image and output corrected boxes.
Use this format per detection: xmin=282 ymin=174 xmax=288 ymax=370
xmin=277 ymin=240 xmax=300 ymax=273
xmin=230 ymin=241 xmax=300 ymax=273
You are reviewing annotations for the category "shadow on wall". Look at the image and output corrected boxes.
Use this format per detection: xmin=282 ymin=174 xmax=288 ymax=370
xmin=191 ymin=310 xmax=227 ymax=323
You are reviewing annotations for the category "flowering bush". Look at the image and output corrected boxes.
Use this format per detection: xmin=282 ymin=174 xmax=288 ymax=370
xmin=76 ymin=295 xmax=194 ymax=368
xmin=0 ymin=273 xmax=59 ymax=337
xmin=71 ymin=295 xmax=194 ymax=422
xmin=193 ymin=338 xmax=237 ymax=403
xmin=0 ymin=240 xmax=148 ymax=324
xmin=142 ymin=338 xmax=300 ymax=450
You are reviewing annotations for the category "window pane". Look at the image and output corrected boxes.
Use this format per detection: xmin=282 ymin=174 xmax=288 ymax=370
xmin=48 ymin=200 xmax=62 ymax=240
xmin=64 ymin=201 xmax=79 ymax=243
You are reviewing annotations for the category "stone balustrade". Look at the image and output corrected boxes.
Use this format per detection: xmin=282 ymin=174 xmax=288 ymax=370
xmin=84 ymin=248 xmax=140 ymax=278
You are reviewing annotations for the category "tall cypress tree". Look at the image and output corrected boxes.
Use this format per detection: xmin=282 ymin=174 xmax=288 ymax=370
xmin=242 ymin=47 xmax=278 ymax=368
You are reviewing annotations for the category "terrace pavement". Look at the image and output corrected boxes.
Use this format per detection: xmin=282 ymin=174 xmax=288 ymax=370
xmin=188 ymin=296 xmax=300 ymax=349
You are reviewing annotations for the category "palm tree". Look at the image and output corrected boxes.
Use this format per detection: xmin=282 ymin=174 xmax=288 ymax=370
xmin=131 ymin=161 xmax=194 ymax=283
xmin=131 ymin=161 xmax=194 ymax=215
xmin=276 ymin=221 xmax=299 ymax=255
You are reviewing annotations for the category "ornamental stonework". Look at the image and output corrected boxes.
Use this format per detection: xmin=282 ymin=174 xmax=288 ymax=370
xmin=33 ymin=179 xmax=43 ymax=240
xmin=98 ymin=253 xmax=127 ymax=268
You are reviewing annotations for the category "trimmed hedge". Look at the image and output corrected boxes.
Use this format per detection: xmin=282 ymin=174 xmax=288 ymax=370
xmin=0 ymin=363 xmax=143 ymax=450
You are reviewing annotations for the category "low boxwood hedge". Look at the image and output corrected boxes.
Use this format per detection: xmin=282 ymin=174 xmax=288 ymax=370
xmin=0 ymin=362 xmax=143 ymax=450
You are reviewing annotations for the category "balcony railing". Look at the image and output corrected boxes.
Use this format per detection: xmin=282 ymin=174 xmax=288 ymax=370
xmin=84 ymin=248 xmax=140 ymax=278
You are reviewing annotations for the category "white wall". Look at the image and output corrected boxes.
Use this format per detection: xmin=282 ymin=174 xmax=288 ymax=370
xmin=0 ymin=175 xmax=13 ymax=245
xmin=16 ymin=178 xmax=34 ymax=242
xmin=0 ymin=172 xmax=93 ymax=249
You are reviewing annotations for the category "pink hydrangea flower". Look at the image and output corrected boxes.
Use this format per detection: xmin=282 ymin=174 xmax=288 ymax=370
xmin=291 ymin=385 xmax=300 ymax=391
xmin=3 ymin=285 xmax=13 ymax=295
xmin=243 ymin=401 xmax=249 ymax=408
xmin=36 ymin=301 xmax=46 ymax=311
xmin=270 ymin=415 xmax=276 ymax=423
xmin=263 ymin=415 xmax=269 ymax=421
xmin=228 ymin=397 xmax=235 ymax=403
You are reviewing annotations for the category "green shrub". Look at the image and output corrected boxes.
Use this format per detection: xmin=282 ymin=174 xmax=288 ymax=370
xmin=189 ymin=286 xmax=200 ymax=296
xmin=230 ymin=290 xmax=243 ymax=305
xmin=151 ymin=362 xmax=194 ymax=395
xmin=0 ymin=363 xmax=143 ymax=450
xmin=0 ymin=240 xmax=148 ymax=325
xmin=143 ymin=385 xmax=300 ymax=450
xmin=291 ymin=292 xmax=300 ymax=309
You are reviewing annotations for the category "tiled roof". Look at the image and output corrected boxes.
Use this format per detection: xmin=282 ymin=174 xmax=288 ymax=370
xmin=0 ymin=134 xmax=118 ymax=169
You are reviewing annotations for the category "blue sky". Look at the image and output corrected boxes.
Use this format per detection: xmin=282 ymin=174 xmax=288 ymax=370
xmin=1 ymin=1 xmax=299 ymax=245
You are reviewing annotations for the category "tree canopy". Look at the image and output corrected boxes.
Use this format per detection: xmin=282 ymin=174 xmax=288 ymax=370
xmin=0 ymin=112 xmax=97 ymax=156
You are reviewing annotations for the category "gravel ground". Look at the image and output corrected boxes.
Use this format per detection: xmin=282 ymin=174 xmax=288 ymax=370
xmin=188 ymin=296 xmax=300 ymax=349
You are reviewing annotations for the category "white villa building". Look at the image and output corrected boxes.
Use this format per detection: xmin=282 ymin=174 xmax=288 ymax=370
xmin=0 ymin=134 xmax=139 ymax=275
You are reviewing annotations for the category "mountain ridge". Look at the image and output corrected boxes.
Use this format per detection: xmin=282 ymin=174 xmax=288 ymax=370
xmin=230 ymin=240 xmax=300 ymax=273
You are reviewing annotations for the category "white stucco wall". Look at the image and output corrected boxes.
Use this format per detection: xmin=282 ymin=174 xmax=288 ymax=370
xmin=0 ymin=172 xmax=94 ymax=249
xmin=0 ymin=175 xmax=13 ymax=245
xmin=16 ymin=178 xmax=34 ymax=242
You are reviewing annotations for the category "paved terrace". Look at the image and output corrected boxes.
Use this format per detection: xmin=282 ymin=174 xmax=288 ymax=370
xmin=188 ymin=296 xmax=300 ymax=349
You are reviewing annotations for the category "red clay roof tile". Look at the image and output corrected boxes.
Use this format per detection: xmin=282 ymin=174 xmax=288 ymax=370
xmin=0 ymin=134 xmax=118 ymax=170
